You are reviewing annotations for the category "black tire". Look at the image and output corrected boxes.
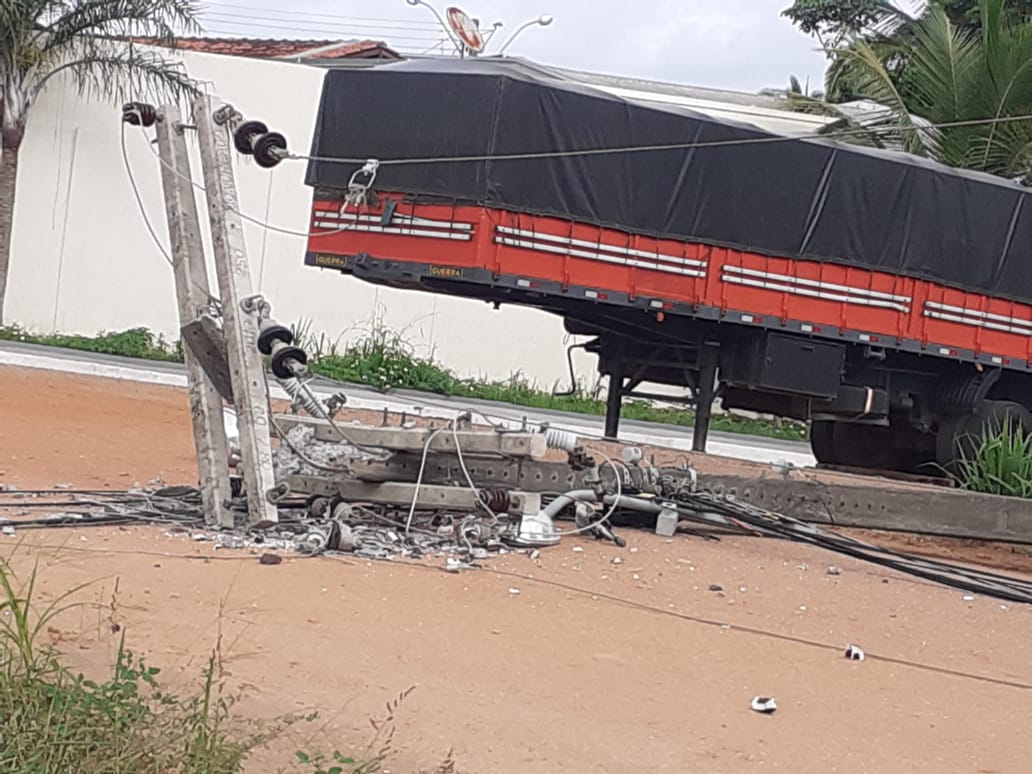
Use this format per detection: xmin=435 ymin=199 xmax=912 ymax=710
xmin=809 ymin=420 xmax=838 ymax=465
xmin=830 ymin=422 xmax=904 ymax=470
xmin=935 ymin=400 xmax=1032 ymax=473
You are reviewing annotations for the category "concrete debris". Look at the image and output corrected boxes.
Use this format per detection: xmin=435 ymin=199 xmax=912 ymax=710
xmin=750 ymin=696 xmax=777 ymax=714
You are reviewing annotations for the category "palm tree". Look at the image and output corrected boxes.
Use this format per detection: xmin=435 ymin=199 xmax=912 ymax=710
xmin=0 ymin=0 xmax=201 ymax=323
xmin=785 ymin=0 xmax=1032 ymax=179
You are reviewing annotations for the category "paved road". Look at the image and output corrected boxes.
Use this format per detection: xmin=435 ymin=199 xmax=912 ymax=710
xmin=0 ymin=341 xmax=816 ymax=467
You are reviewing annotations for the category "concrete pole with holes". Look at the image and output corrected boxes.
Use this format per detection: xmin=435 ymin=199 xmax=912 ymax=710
xmin=192 ymin=95 xmax=279 ymax=528
xmin=154 ymin=105 xmax=235 ymax=528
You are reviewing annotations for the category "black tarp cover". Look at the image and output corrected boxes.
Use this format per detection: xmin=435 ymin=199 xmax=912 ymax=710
xmin=305 ymin=58 xmax=1032 ymax=303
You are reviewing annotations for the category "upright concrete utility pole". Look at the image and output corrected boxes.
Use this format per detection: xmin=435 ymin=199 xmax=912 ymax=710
xmin=193 ymin=95 xmax=279 ymax=528
xmin=154 ymin=105 xmax=234 ymax=528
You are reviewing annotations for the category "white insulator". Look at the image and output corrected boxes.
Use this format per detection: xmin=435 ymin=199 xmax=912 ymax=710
xmin=277 ymin=376 xmax=327 ymax=418
xmin=544 ymin=427 xmax=578 ymax=452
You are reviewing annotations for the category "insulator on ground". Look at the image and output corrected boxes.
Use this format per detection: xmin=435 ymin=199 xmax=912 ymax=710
xmin=544 ymin=427 xmax=578 ymax=452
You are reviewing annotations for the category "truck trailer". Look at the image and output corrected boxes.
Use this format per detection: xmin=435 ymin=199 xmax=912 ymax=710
xmin=299 ymin=57 xmax=1032 ymax=475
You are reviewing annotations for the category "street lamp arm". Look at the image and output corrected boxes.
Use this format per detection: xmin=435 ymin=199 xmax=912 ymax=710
xmin=497 ymin=15 xmax=553 ymax=55
xmin=405 ymin=0 xmax=463 ymax=54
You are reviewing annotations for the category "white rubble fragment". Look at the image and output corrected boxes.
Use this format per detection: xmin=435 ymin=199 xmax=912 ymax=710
xmin=750 ymin=696 xmax=777 ymax=714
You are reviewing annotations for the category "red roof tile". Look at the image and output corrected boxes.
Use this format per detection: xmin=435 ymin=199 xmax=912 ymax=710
xmin=131 ymin=37 xmax=400 ymax=60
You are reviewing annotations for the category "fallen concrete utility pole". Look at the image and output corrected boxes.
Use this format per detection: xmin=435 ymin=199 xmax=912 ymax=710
xmin=154 ymin=105 xmax=235 ymax=528
xmin=193 ymin=96 xmax=278 ymax=528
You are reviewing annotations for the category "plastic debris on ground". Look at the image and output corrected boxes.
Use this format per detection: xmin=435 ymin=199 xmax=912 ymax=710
xmin=750 ymin=696 xmax=777 ymax=714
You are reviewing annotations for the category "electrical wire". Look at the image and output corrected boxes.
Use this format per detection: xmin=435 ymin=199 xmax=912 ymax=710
xmin=130 ymin=122 xmax=356 ymax=239
xmin=291 ymin=376 xmax=392 ymax=455
xmin=201 ymin=4 xmax=443 ymax=27
xmin=553 ymin=453 xmax=623 ymax=537
xmin=120 ymin=117 xmax=224 ymax=310
xmin=404 ymin=422 xmax=450 ymax=535
xmin=290 ymin=113 xmax=1032 ymax=167
xmin=451 ymin=420 xmax=498 ymax=522
xmin=199 ymin=14 xmax=447 ymax=41
xmin=670 ymin=491 xmax=1032 ymax=605
xmin=361 ymin=555 xmax=1032 ymax=691
xmin=120 ymin=122 xmax=175 ymax=268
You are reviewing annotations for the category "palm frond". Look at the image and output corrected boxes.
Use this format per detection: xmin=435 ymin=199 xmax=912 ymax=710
xmin=826 ymin=38 xmax=933 ymax=155
xmin=1 ymin=1 xmax=201 ymax=132
xmin=32 ymin=39 xmax=198 ymax=105
xmin=37 ymin=0 xmax=201 ymax=54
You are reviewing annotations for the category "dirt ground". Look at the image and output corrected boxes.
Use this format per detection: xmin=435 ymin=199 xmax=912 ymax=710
xmin=2 ymin=365 xmax=1032 ymax=773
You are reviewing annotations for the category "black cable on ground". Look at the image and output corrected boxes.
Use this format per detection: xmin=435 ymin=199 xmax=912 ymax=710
xmin=671 ymin=493 xmax=1032 ymax=605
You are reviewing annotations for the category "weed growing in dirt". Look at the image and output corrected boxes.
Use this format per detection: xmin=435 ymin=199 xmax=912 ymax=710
xmin=0 ymin=557 xmax=277 ymax=772
xmin=296 ymin=686 xmax=458 ymax=774
xmin=0 ymin=557 xmax=457 ymax=773
xmin=955 ymin=418 xmax=1032 ymax=498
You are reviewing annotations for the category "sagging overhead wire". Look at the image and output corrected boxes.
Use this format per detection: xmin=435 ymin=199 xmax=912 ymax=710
xmin=125 ymin=116 xmax=359 ymax=240
xmin=288 ymin=113 xmax=1032 ymax=167
xmin=120 ymin=103 xmax=224 ymax=311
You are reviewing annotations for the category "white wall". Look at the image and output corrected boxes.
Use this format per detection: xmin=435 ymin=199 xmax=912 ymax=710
xmin=6 ymin=48 xmax=596 ymax=388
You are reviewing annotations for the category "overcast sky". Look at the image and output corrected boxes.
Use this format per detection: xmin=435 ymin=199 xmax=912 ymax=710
xmin=200 ymin=0 xmax=835 ymax=94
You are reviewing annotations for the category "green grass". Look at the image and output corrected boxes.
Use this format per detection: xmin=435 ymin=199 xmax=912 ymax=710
xmin=0 ymin=556 xmax=281 ymax=773
xmin=0 ymin=325 xmax=182 ymax=362
xmin=0 ymin=555 xmax=451 ymax=773
xmin=0 ymin=321 xmax=808 ymax=442
xmin=293 ymin=318 xmax=809 ymax=442
xmin=955 ymin=417 xmax=1032 ymax=498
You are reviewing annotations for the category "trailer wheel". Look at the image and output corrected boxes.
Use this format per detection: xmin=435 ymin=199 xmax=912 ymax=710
xmin=809 ymin=420 xmax=837 ymax=465
xmin=936 ymin=400 xmax=1032 ymax=474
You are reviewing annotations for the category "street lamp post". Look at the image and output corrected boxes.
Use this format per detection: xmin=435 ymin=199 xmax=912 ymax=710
xmin=404 ymin=2 xmax=552 ymax=57
xmin=405 ymin=0 xmax=463 ymax=54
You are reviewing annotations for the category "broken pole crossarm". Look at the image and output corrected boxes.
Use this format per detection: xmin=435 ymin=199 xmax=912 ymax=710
xmin=154 ymin=105 xmax=234 ymax=528
xmin=192 ymin=95 xmax=279 ymax=528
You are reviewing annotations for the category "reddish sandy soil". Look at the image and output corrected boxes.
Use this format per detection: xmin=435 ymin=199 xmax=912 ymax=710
xmin=2 ymin=365 xmax=1032 ymax=773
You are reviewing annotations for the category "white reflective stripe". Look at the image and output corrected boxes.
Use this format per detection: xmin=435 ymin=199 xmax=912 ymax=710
xmin=923 ymin=308 xmax=1032 ymax=336
xmin=314 ymin=210 xmax=473 ymax=231
xmin=495 ymin=225 xmax=707 ymax=270
xmin=495 ymin=236 xmax=706 ymax=278
xmin=924 ymin=300 xmax=1032 ymax=329
xmin=723 ymin=265 xmax=911 ymax=304
xmin=313 ymin=220 xmax=472 ymax=241
xmin=722 ymin=274 xmax=910 ymax=313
